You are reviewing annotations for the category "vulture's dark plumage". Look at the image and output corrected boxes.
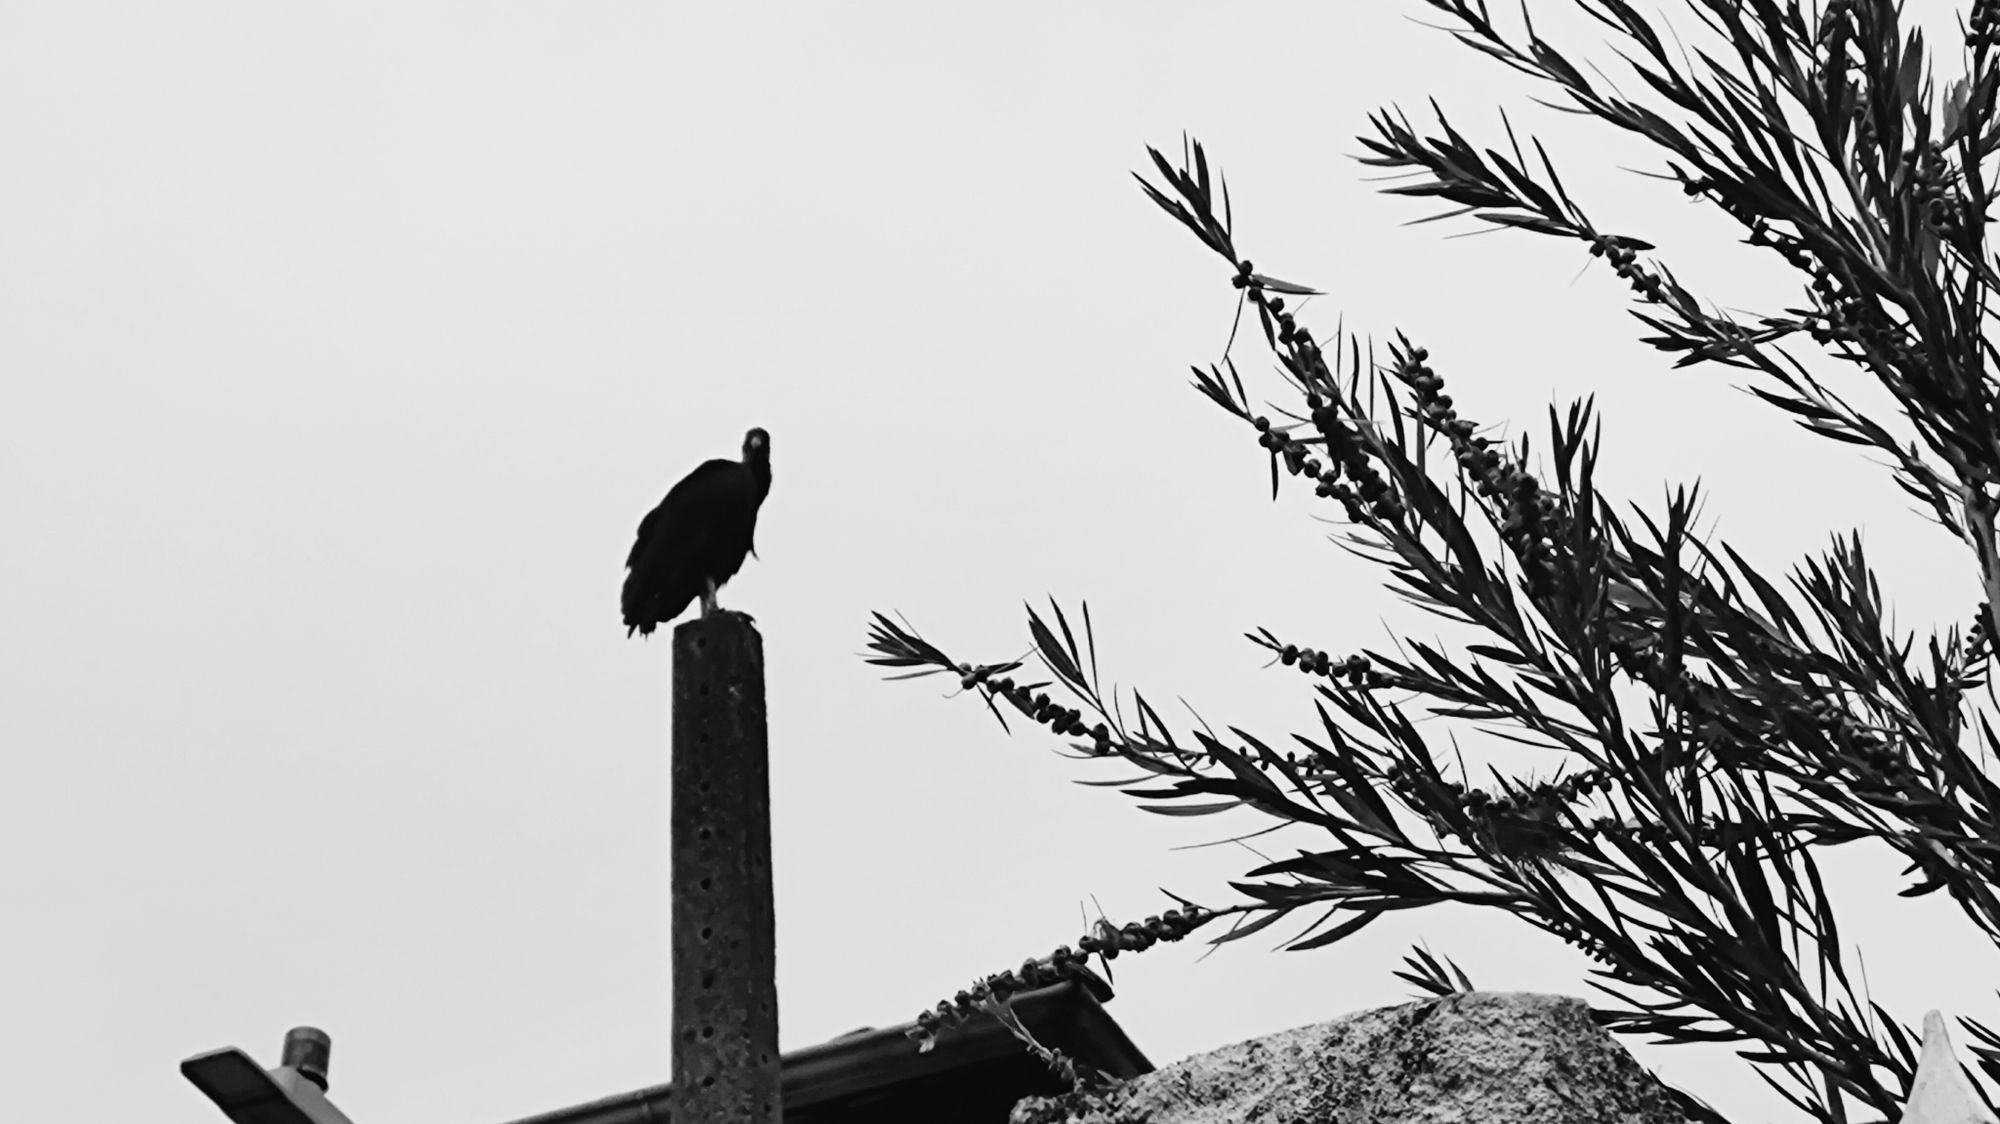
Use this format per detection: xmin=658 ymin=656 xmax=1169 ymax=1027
xmin=622 ymin=428 xmax=771 ymax=637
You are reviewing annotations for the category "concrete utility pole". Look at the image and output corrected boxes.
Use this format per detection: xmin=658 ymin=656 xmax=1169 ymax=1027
xmin=671 ymin=613 xmax=780 ymax=1124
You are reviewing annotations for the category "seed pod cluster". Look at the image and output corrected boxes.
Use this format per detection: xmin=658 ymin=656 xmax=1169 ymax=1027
xmin=908 ymin=906 xmax=1214 ymax=1045
xmin=1234 ymin=257 xmax=1406 ymax=524
xmin=1392 ymin=343 xmax=1562 ymax=597
xmin=1386 ymin=761 xmax=1611 ymax=862
xmin=1277 ymin=642 xmax=1392 ymax=689
xmin=1589 ymin=234 xmax=1665 ymax=301
xmin=968 ymin=667 xmax=1109 ymax=749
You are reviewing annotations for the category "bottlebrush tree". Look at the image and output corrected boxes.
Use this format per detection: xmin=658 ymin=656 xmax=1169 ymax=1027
xmin=865 ymin=3 xmax=2000 ymax=1120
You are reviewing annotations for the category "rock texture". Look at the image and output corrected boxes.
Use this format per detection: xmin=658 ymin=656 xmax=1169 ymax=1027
xmin=1011 ymin=991 xmax=1714 ymax=1124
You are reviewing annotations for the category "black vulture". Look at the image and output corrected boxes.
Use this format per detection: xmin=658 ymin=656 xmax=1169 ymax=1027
xmin=622 ymin=428 xmax=771 ymax=637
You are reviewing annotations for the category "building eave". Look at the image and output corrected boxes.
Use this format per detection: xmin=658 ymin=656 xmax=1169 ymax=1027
xmin=498 ymin=972 xmax=1147 ymax=1124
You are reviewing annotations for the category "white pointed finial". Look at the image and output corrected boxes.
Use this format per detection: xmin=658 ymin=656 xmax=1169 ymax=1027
xmin=1903 ymin=1010 xmax=1996 ymax=1124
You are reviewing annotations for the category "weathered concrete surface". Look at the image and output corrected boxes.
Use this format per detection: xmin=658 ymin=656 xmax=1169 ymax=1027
xmin=1906 ymin=1010 xmax=1997 ymax=1124
xmin=1012 ymin=991 xmax=1710 ymax=1124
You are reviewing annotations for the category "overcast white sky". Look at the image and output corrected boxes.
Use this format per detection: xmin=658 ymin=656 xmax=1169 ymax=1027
xmin=5 ymin=3 xmax=1995 ymax=1122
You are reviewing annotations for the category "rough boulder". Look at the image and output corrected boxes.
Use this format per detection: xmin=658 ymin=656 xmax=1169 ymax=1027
xmin=1012 ymin=991 xmax=1719 ymax=1124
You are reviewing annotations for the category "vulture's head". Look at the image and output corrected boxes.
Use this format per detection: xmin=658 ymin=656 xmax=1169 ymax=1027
xmin=742 ymin=427 xmax=771 ymax=464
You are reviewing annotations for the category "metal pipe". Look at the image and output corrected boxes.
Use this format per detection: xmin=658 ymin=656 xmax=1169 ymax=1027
xmin=281 ymin=1027 xmax=332 ymax=1091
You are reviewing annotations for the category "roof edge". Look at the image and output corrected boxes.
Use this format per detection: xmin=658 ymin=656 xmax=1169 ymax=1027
xmin=496 ymin=970 xmax=1142 ymax=1124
